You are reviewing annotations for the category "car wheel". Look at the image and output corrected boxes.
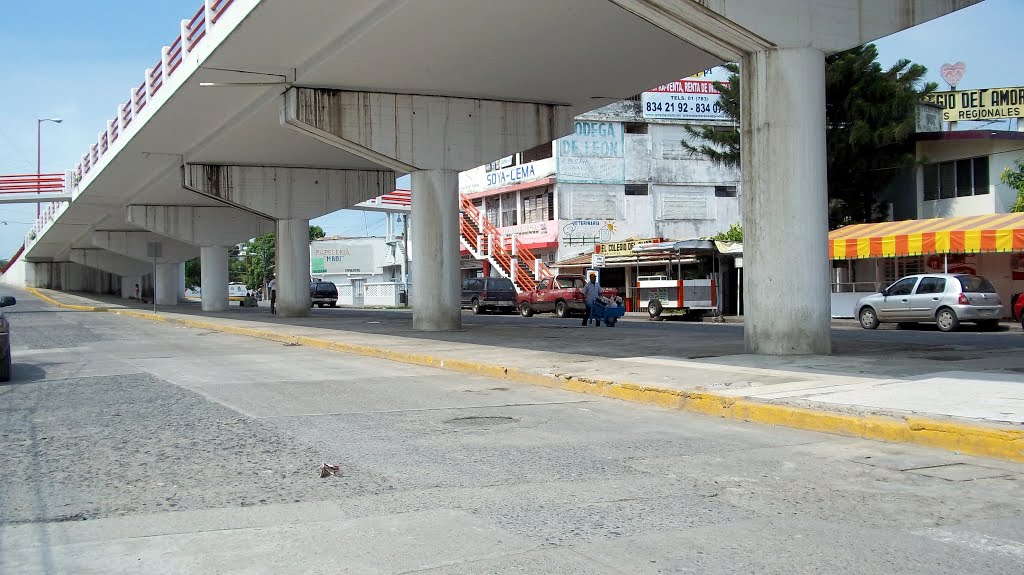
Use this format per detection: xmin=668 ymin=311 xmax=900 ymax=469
xmin=858 ymin=307 xmax=879 ymax=330
xmin=555 ymin=300 xmax=570 ymax=319
xmin=648 ymin=300 xmax=663 ymax=319
xmin=935 ymin=307 xmax=960 ymax=332
xmin=606 ymin=317 xmax=617 ymax=327
xmin=519 ymin=302 xmax=534 ymax=318
xmin=472 ymin=299 xmax=483 ymax=315
xmin=0 ymin=349 xmax=10 ymax=383
xmin=330 ymin=302 xmax=337 ymax=308
xmin=976 ymin=319 xmax=1000 ymax=332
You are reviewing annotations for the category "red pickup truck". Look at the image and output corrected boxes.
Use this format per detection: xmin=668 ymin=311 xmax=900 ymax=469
xmin=517 ymin=275 xmax=618 ymax=319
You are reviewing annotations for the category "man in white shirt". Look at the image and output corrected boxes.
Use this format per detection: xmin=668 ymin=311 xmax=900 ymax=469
xmin=581 ymin=272 xmax=601 ymax=327
xmin=268 ymin=277 xmax=277 ymax=314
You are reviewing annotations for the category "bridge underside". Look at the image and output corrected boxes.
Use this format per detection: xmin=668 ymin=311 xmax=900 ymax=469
xmin=15 ymin=0 xmax=979 ymax=351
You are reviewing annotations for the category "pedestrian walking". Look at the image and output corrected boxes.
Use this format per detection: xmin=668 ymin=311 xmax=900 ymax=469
xmin=268 ymin=277 xmax=277 ymax=315
xmin=581 ymin=272 xmax=601 ymax=327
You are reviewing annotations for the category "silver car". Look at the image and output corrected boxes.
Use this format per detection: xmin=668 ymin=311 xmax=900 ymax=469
xmin=856 ymin=273 xmax=1003 ymax=332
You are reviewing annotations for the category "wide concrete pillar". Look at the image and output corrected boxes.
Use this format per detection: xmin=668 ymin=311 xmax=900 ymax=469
xmin=154 ymin=263 xmax=179 ymax=306
xmin=200 ymin=246 xmax=229 ymax=312
xmin=411 ymin=169 xmax=461 ymax=331
xmin=276 ymin=218 xmax=311 ymax=317
xmin=741 ymin=47 xmax=830 ymax=355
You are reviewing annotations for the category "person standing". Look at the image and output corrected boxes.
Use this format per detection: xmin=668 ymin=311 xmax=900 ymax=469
xmin=268 ymin=276 xmax=277 ymax=315
xmin=581 ymin=272 xmax=601 ymax=327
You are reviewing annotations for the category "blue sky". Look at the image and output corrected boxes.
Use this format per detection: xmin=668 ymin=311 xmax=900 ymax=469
xmin=0 ymin=0 xmax=1019 ymax=257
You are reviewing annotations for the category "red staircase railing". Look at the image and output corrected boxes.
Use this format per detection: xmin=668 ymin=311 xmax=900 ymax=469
xmin=459 ymin=195 xmax=553 ymax=292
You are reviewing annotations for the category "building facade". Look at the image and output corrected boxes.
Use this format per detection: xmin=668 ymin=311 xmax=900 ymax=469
xmin=459 ymin=68 xmax=742 ymax=286
xmin=830 ymin=96 xmax=1024 ymax=318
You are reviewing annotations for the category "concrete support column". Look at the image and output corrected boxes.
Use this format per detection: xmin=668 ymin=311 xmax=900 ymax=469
xmin=154 ymin=263 xmax=179 ymax=306
xmin=200 ymin=246 xmax=229 ymax=312
xmin=276 ymin=218 xmax=311 ymax=317
xmin=178 ymin=262 xmax=187 ymax=302
xmin=411 ymin=169 xmax=461 ymax=331
xmin=742 ymin=47 xmax=830 ymax=355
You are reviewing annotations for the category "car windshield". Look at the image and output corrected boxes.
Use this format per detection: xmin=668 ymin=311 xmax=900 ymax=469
xmin=315 ymin=283 xmax=337 ymax=293
xmin=487 ymin=279 xmax=514 ymax=290
xmin=956 ymin=275 xmax=996 ymax=293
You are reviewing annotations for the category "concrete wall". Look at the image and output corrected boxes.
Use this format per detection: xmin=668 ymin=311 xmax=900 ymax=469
xmin=0 ymin=257 xmax=27 ymax=288
xmin=552 ymin=120 xmax=741 ymax=260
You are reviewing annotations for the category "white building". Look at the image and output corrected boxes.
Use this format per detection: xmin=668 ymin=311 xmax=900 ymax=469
xmin=458 ymin=68 xmax=742 ymax=297
xmin=829 ymin=97 xmax=1024 ymax=318
xmin=310 ymin=234 xmax=410 ymax=306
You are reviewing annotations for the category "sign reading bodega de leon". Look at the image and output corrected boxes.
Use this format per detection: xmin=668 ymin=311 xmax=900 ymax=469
xmin=924 ymin=86 xmax=1024 ymax=121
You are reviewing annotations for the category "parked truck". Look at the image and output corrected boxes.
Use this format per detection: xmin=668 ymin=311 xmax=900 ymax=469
xmin=517 ymin=275 xmax=618 ymax=319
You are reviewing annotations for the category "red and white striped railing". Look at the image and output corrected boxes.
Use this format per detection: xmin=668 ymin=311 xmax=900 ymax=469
xmin=43 ymin=0 xmax=240 ymax=243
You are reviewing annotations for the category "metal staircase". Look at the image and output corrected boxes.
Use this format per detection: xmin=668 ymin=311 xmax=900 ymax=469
xmin=458 ymin=195 xmax=554 ymax=293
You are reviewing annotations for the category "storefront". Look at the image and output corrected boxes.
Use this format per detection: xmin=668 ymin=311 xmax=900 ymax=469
xmin=829 ymin=212 xmax=1024 ymax=318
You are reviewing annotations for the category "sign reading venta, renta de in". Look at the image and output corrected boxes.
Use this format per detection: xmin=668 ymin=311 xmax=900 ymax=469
xmin=924 ymin=86 xmax=1024 ymax=121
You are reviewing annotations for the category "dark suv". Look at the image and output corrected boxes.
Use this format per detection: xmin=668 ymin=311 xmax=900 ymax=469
xmin=0 ymin=295 xmax=16 ymax=381
xmin=310 ymin=281 xmax=339 ymax=308
xmin=461 ymin=277 xmax=517 ymax=314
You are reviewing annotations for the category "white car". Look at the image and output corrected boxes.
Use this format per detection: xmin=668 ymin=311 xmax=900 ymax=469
xmin=855 ymin=274 xmax=1003 ymax=332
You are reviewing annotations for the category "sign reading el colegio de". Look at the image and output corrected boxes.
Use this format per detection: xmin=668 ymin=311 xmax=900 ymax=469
xmin=924 ymin=86 xmax=1024 ymax=121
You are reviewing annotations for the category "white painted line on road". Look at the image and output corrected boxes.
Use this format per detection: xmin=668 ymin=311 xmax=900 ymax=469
xmin=910 ymin=527 xmax=1024 ymax=560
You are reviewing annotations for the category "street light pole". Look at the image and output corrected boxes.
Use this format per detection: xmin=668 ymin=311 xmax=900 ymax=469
xmin=36 ymin=118 xmax=63 ymax=219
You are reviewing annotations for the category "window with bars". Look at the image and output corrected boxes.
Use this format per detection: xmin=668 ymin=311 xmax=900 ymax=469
xmin=922 ymin=156 xmax=990 ymax=201
xmin=521 ymin=188 xmax=553 ymax=224
xmin=499 ymin=192 xmax=518 ymax=227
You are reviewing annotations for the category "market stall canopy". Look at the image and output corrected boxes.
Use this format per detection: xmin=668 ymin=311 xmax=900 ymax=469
xmin=634 ymin=239 xmax=716 ymax=254
xmin=829 ymin=213 xmax=1024 ymax=260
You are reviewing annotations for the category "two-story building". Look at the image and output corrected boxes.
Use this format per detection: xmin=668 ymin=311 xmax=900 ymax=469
xmin=829 ymin=95 xmax=1024 ymax=318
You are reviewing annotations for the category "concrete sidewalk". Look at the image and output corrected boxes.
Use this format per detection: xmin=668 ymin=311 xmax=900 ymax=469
xmin=28 ymin=288 xmax=1024 ymax=462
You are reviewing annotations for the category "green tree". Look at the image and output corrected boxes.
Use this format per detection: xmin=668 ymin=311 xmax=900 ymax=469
xmin=683 ymin=45 xmax=936 ymax=229
xmin=1002 ymin=159 xmax=1024 ymax=213
xmin=184 ymin=258 xmax=200 ymax=290
xmin=712 ymin=224 xmax=743 ymax=242
xmin=225 ymin=224 xmax=325 ymax=290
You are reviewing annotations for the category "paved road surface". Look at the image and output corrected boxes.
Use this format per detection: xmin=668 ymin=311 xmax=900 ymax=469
xmin=2 ymin=292 xmax=1023 ymax=573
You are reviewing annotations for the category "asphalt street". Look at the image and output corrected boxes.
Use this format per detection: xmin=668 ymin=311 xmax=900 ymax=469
xmin=2 ymin=291 xmax=1023 ymax=573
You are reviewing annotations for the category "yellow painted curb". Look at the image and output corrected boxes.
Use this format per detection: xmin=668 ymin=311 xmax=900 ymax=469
xmin=27 ymin=289 xmax=1024 ymax=463
xmin=26 ymin=288 xmax=110 ymax=312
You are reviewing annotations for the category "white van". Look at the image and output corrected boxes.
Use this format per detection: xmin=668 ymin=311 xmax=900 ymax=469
xmin=228 ymin=283 xmax=248 ymax=302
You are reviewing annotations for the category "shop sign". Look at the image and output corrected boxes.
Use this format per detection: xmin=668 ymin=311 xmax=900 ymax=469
xmin=642 ymin=79 xmax=730 ymax=121
xmin=591 ymin=253 xmax=606 ymax=268
xmin=923 ymin=86 xmax=1024 ymax=121
xmin=557 ymin=121 xmax=625 ymax=183
xmin=460 ymin=157 xmax=555 ymax=195
xmin=596 ymin=238 xmax=661 ymax=257
xmin=499 ymin=220 xmax=559 ymax=245
xmin=310 ymin=243 xmax=376 ymax=275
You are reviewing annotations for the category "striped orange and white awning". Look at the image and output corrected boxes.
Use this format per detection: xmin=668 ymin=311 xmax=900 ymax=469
xmin=829 ymin=213 xmax=1024 ymax=260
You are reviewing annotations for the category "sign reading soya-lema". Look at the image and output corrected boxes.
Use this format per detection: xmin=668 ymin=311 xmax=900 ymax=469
xmin=924 ymin=86 xmax=1024 ymax=121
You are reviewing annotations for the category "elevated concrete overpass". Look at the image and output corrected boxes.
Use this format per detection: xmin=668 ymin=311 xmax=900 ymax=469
xmin=10 ymin=0 xmax=980 ymax=354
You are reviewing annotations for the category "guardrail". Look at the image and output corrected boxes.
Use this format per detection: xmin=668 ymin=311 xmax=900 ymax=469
xmin=37 ymin=0 xmax=239 ymax=241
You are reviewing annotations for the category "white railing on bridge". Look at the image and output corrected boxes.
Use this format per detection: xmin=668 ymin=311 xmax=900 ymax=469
xmin=30 ymin=0 xmax=241 ymax=242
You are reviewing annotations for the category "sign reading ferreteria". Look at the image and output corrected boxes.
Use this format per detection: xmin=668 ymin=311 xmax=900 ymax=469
xmin=595 ymin=238 xmax=662 ymax=257
xmin=923 ymin=86 xmax=1024 ymax=121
